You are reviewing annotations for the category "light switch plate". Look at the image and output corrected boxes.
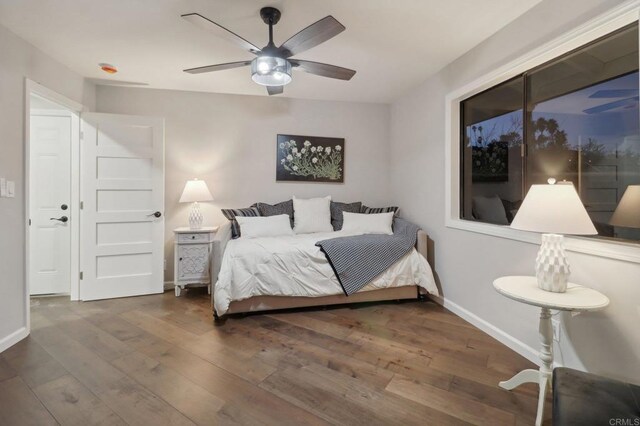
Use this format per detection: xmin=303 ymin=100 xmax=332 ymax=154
xmin=0 ymin=178 xmax=6 ymax=197
xmin=6 ymin=181 xmax=15 ymax=198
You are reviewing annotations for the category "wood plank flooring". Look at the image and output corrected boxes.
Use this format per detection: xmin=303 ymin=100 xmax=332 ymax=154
xmin=0 ymin=290 xmax=551 ymax=425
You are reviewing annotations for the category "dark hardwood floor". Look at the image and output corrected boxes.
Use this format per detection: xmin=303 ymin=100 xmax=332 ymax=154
xmin=0 ymin=290 xmax=550 ymax=425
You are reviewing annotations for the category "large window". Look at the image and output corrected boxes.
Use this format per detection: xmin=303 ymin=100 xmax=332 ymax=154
xmin=461 ymin=23 xmax=640 ymax=243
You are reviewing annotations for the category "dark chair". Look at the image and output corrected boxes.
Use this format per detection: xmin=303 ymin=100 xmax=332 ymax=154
xmin=553 ymin=367 xmax=640 ymax=425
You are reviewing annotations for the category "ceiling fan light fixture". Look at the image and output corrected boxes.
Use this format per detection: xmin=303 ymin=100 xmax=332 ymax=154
xmin=256 ymin=56 xmax=276 ymax=73
xmin=251 ymin=56 xmax=292 ymax=86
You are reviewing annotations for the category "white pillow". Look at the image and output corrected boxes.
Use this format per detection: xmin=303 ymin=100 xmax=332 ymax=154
xmin=341 ymin=212 xmax=394 ymax=235
xmin=235 ymin=214 xmax=293 ymax=239
xmin=292 ymin=196 xmax=333 ymax=234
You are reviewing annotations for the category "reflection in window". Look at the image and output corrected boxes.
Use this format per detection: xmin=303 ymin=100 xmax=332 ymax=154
xmin=460 ymin=23 xmax=640 ymax=242
xmin=461 ymin=77 xmax=524 ymax=225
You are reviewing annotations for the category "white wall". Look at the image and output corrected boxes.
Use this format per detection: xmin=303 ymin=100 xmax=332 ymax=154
xmin=389 ymin=0 xmax=640 ymax=383
xmin=0 ymin=23 xmax=95 ymax=351
xmin=96 ymin=86 xmax=391 ymax=281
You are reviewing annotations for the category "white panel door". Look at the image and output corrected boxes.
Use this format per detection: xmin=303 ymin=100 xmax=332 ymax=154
xmin=29 ymin=114 xmax=72 ymax=295
xmin=81 ymin=113 xmax=164 ymax=301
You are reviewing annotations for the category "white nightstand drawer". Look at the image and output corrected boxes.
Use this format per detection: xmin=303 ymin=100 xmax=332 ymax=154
xmin=177 ymin=233 xmax=210 ymax=243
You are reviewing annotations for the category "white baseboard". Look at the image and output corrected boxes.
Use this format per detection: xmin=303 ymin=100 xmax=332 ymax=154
xmin=431 ymin=295 xmax=541 ymax=367
xmin=0 ymin=326 xmax=29 ymax=353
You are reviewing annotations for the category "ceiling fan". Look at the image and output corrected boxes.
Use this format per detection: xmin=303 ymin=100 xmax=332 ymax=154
xmin=181 ymin=7 xmax=356 ymax=95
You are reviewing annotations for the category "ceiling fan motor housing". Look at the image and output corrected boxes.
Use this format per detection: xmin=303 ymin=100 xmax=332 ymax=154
xmin=260 ymin=7 xmax=281 ymax=26
xmin=252 ymin=7 xmax=292 ymax=86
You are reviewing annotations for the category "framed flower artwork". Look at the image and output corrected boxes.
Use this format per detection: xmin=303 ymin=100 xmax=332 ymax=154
xmin=276 ymin=134 xmax=345 ymax=183
xmin=471 ymin=141 xmax=509 ymax=182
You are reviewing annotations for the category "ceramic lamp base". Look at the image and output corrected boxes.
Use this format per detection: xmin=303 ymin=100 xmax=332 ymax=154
xmin=188 ymin=202 xmax=203 ymax=229
xmin=535 ymin=233 xmax=570 ymax=293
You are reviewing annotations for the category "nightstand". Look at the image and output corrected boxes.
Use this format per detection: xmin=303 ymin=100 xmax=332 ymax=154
xmin=493 ymin=276 xmax=609 ymax=426
xmin=173 ymin=227 xmax=218 ymax=296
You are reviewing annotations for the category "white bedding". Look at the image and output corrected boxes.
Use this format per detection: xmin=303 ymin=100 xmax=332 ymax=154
xmin=214 ymin=230 xmax=439 ymax=315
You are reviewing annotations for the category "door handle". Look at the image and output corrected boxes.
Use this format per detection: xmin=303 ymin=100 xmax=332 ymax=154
xmin=50 ymin=216 xmax=69 ymax=223
xmin=147 ymin=211 xmax=162 ymax=218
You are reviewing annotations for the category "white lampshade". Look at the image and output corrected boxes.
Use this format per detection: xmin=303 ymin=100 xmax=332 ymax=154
xmin=179 ymin=179 xmax=213 ymax=203
xmin=610 ymin=185 xmax=640 ymax=228
xmin=511 ymin=182 xmax=597 ymax=235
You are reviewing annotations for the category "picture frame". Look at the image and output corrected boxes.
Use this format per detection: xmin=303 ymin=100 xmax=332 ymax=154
xmin=472 ymin=141 xmax=509 ymax=182
xmin=276 ymin=134 xmax=345 ymax=183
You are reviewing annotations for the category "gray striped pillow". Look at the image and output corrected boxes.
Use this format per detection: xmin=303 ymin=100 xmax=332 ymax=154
xmin=221 ymin=207 xmax=260 ymax=238
xmin=361 ymin=205 xmax=400 ymax=215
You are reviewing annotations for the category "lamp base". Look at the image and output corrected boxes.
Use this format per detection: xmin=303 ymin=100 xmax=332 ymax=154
xmin=188 ymin=202 xmax=203 ymax=230
xmin=535 ymin=233 xmax=570 ymax=293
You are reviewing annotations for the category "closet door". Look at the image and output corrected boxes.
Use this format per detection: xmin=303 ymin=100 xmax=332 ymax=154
xmin=80 ymin=113 xmax=164 ymax=301
xmin=29 ymin=112 xmax=72 ymax=295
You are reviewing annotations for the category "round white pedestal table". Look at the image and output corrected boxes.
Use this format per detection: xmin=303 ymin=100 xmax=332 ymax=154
xmin=493 ymin=276 xmax=609 ymax=426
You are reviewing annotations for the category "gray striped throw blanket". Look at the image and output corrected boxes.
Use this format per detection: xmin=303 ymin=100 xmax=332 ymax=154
xmin=316 ymin=218 xmax=420 ymax=295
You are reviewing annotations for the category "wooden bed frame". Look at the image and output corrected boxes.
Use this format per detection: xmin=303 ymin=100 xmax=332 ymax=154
xmin=210 ymin=222 xmax=430 ymax=317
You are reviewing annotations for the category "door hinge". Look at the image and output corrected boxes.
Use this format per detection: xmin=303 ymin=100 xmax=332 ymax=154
xmin=80 ymin=201 xmax=84 ymax=210
xmin=80 ymin=131 xmax=84 ymax=141
xmin=29 ymin=219 xmax=31 ymax=226
xmin=79 ymin=272 xmax=84 ymax=280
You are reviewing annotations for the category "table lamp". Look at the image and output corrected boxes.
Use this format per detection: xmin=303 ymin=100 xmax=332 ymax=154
xmin=610 ymin=185 xmax=640 ymax=229
xmin=179 ymin=179 xmax=213 ymax=229
xmin=510 ymin=179 xmax=597 ymax=293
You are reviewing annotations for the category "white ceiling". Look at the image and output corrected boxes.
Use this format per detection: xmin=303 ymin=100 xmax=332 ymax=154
xmin=0 ymin=0 xmax=541 ymax=103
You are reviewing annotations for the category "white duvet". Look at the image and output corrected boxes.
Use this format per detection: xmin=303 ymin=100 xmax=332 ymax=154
xmin=214 ymin=230 xmax=439 ymax=315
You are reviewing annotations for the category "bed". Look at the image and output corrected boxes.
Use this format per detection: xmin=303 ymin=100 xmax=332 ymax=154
xmin=210 ymin=222 xmax=439 ymax=317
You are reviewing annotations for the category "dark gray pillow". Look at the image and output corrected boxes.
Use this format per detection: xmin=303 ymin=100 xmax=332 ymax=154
xmin=472 ymin=195 xmax=509 ymax=225
xmin=221 ymin=207 xmax=260 ymax=238
xmin=361 ymin=205 xmax=399 ymax=215
xmin=330 ymin=201 xmax=362 ymax=231
xmin=256 ymin=200 xmax=294 ymax=227
xmin=501 ymin=198 xmax=522 ymax=223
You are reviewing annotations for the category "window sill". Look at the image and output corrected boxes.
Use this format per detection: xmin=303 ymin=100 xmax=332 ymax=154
xmin=445 ymin=217 xmax=640 ymax=264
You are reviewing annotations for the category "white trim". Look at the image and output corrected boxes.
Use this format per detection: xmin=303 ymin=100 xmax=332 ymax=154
xmin=431 ymin=296 xmax=541 ymax=366
xmin=26 ymin=80 xmax=83 ymax=111
xmin=445 ymin=1 xmax=640 ymax=264
xmin=0 ymin=327 xmax=29 ymax=353
xmin=30 ymin=108 xmax=73 ymax=117
xmin=24 ymin=79 xmax=84 ymax=341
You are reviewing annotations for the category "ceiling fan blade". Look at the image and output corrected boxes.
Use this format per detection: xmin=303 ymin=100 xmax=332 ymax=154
xmin=583 ymin=96 xmax=638 ymax=114
xmin=589 ymin=89 xmax=639 ymax=98
xmin=182 ymin=13 xmax=261 ymax=55
xmin=267 ymin=85 xmax=284 ymax=96
xmin=278 ymin=16 xmax=345 ymax=58
xmin=184 ymin=60 xmax=252 ymax=74
xmin=290 ymin=60 xmax=355 ymax=81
